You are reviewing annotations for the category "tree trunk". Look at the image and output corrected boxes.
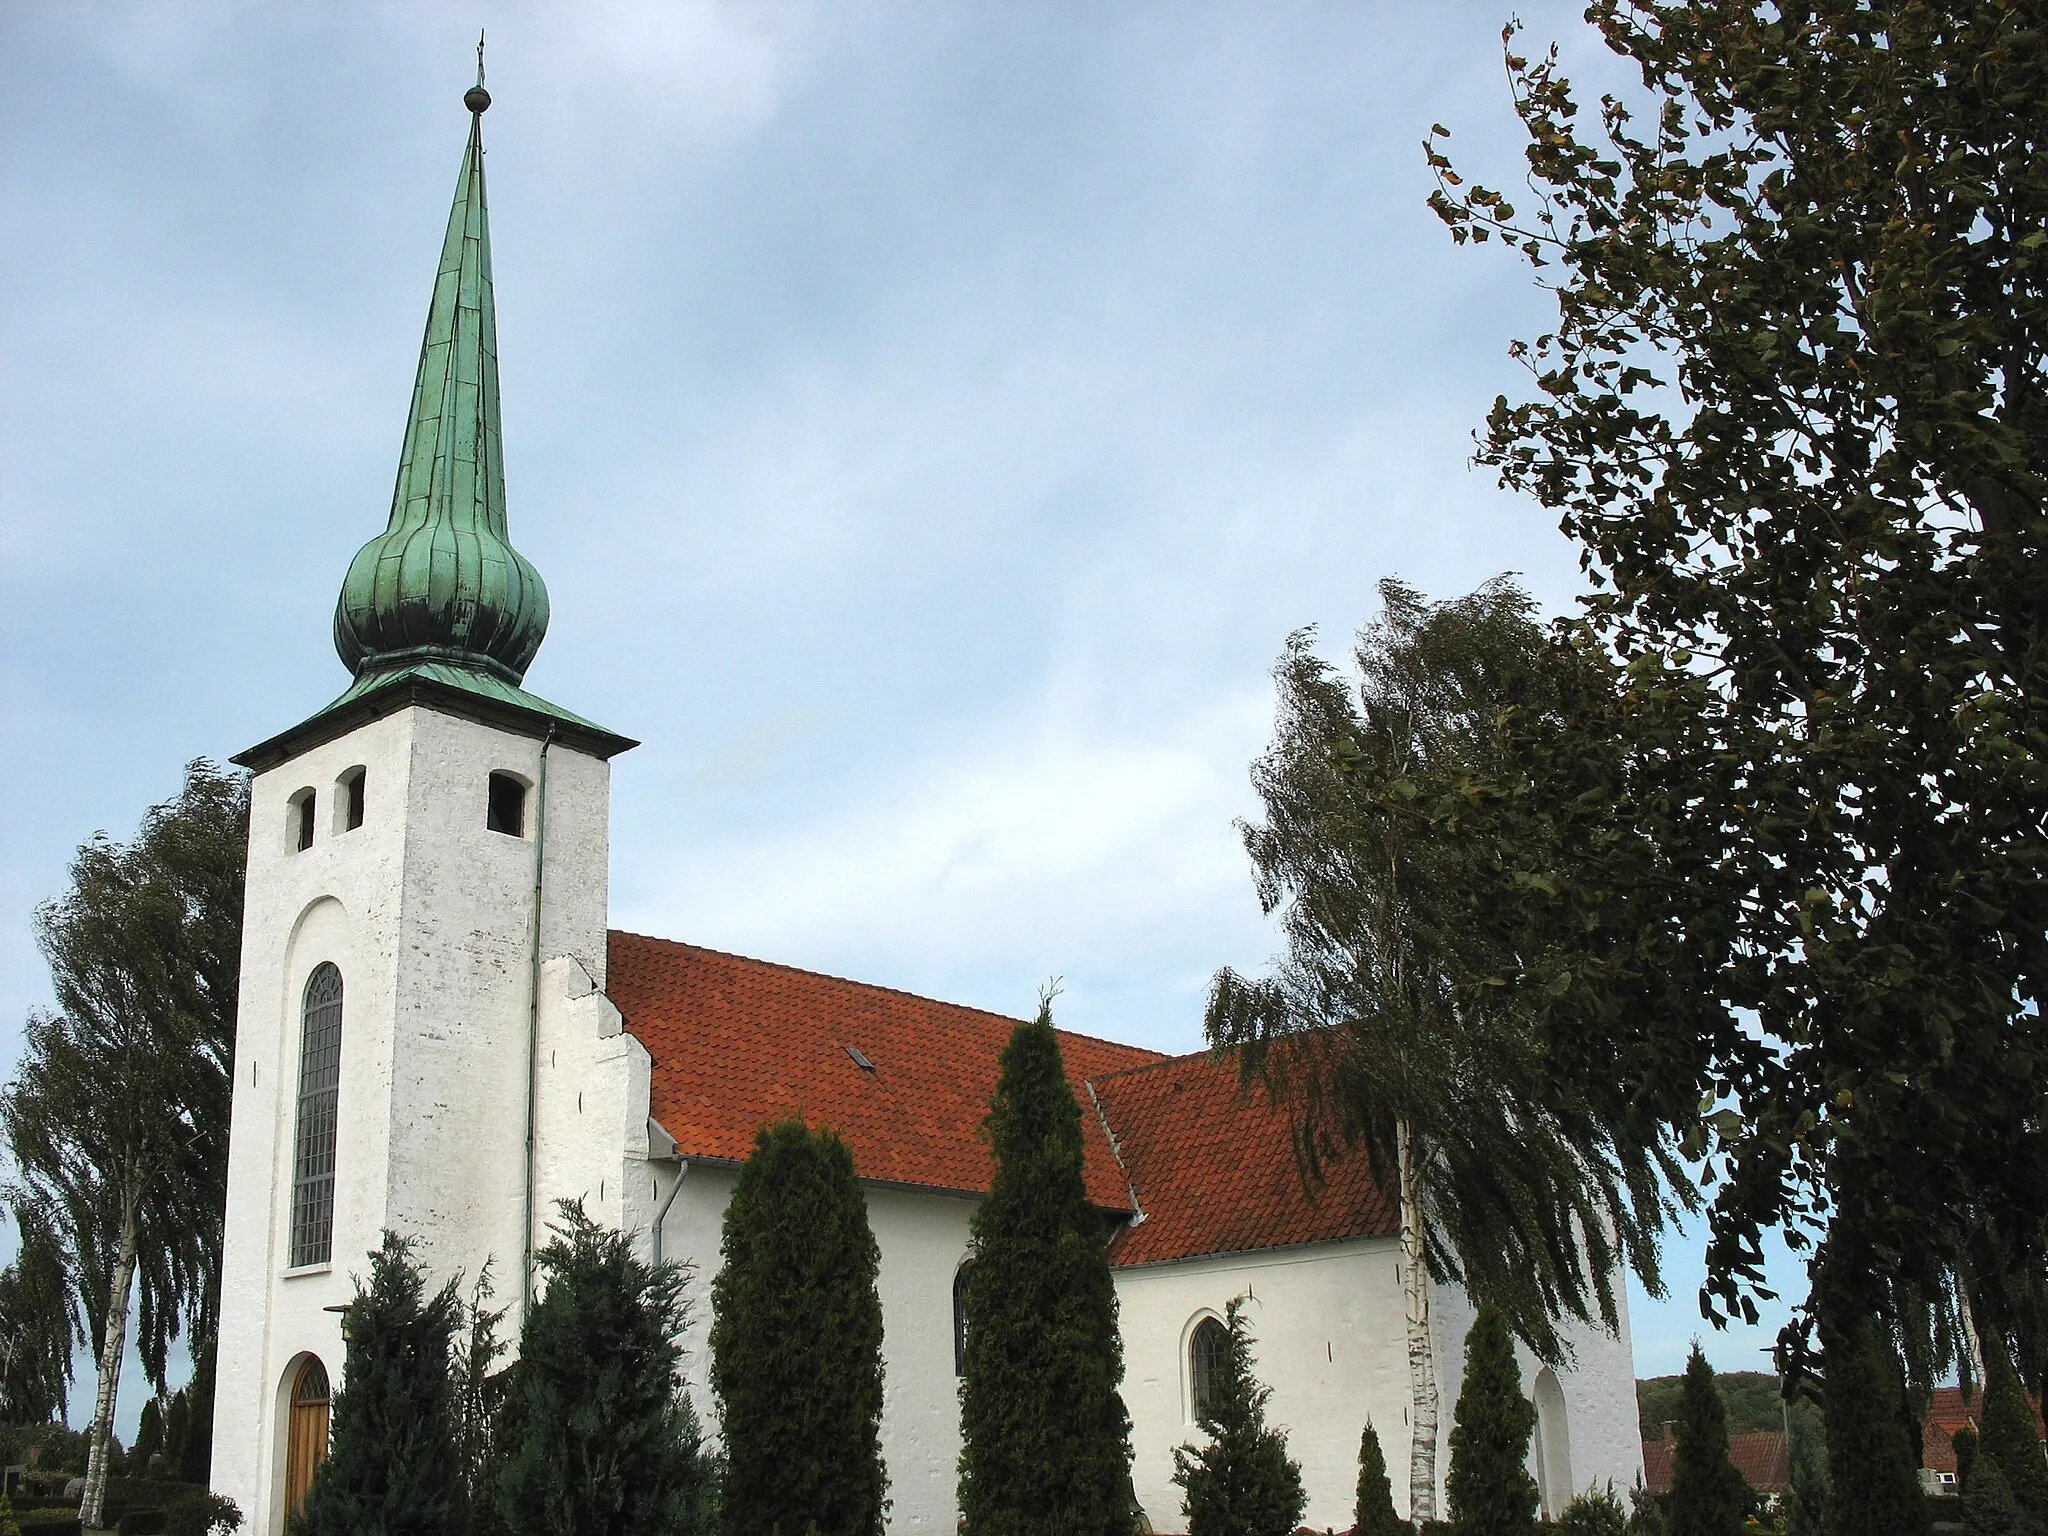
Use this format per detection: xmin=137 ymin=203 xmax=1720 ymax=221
xmin=81 ymin=1192 xmax=140 ymax=1532
xmin=1399 ymin=1119 xmax=1439 ymax=1525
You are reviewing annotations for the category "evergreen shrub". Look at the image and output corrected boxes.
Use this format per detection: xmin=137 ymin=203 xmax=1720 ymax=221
xmin=1669 ymin=1345 xmax=1749 ymax=1536
xmin=957 ymin=1003 xmax=1132 ymax=1536
xmin=294 ymin=1231 xmax=466 ymax=1536
xmin=710 ymin=1119 xmax=886 ymax=1536
xmin=1959 ymin=1453 xmax=2031 ymax=1536
xmin=1980 ymin=1338 xmax=2048 ymax=1525
xmin=1556 ymin=1485 xmax=1629 ymax=1536
xmin=1445 ymin=1306 xmax=1538 ymax=1536
xmin=160 ymin=1490 xmax=240 ymax=1536
xmin=1354 ymin=1421 xmax=1404 ymax=1536
xmin=496 ymin=1201 xmax=712 ymax=1536
xmin=1955 ymin=1424 xmax=1980 ymax=1492
xmin=1170 ymin=1296 xmax=1305 ymax=1536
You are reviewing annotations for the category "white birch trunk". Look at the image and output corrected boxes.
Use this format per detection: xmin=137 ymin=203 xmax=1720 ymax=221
xmin=81 ymin=1193 xmax=140 ymax=1533
xmin=1399 ymin=1119 xmax=1439 ymax=1526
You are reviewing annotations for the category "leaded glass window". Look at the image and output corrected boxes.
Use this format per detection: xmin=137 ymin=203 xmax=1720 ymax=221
xmin=289 ymin=964 xmax=343 ymax=1268
xmin=1190 ymin=1316 xmax=1229 ymax=1418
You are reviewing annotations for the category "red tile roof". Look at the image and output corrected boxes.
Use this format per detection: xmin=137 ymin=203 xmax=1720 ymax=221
xmin=1921 ymin=1384 xmax=2045 ymax=1473
xmin=1640 ymin=1431 xmax=1787 ymax=1495
xmin=607 ymin=931 xmax=1165 ymax=1208
xmin=1091 ymin=1049 xmax=1398 ymax=1268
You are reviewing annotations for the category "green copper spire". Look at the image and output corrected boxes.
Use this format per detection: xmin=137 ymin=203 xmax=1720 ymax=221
xmin=333 ymin=68 xmax=549 ymax=685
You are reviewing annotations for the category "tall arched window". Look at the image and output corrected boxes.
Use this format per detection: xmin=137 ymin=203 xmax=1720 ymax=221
xmin=283 ymin=1356 xmax=330 ymax=1518
xmin=1189 ymin=1316 xmax=1229 ymax=1418
xmin=289 ymin=964 xmax=343 ymax=1268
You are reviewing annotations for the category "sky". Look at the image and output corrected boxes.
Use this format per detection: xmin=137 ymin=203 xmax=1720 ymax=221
xmin=1 ymin=1 xmax=1807 ymax=1431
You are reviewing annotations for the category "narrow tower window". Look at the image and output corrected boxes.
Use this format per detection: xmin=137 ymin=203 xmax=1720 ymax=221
xmin=953 ymin=1263 xmax=973 ymax=1377
xmin=488 ymin=772 xmax=527 ymax=837
xmin=1189 ymin=1316 xmax=1229 ymax=1418
xmin=289 ymin=964 xmax=343 ymax=1268
xmin=291 ymin=789 xmax=316 ymax=852
xmin=340 ymin=768 xmax=366 ymax=832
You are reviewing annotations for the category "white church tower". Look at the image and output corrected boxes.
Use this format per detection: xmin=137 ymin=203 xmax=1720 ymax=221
xmin=212 ymin=73 xmax=635 ymax=1533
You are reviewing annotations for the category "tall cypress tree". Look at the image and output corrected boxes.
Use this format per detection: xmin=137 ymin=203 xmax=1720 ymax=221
xmin=958 ymin=1002 xmax=1132 ymax=1536
xmin=710 ymin=1119 xmax=887 ymax=1536
xmin=1171 ymin=1296 xmax=1305 ymax=1536
xmin=1814 ymin=1253 xmax=1930 ymax=1536
xmin=1980 ymin=1334 xmax=2048 ymax=1526
xmin=1444 ymin=1306 xmax=1538 ymax=1536
xmin=1668 ymin=1345 xmax=1748 ymax=1536
xmin=497 ymin=1201 xmax=712 ymax=1536
xmin=295 ymin=1231 xmax=466 ymax=1536
xmin=1355 ymin=1421 xmax=1404 ymax=1536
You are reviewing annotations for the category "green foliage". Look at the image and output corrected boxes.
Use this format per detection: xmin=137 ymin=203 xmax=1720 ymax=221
xmin=710 ymin=1119 xmax=886 ymax=1536
xmin=1354 ymin=1421 xmax=1403 ymax=1536
xmin=294 ymin=1231 xmax=465 ymax=1536
xmin=176 ymin=1348 xmax=213 ymax=1486
xmin=1170 ymin=1297 xmax=1304 ymax=1536
xmin=158 ymin=1391 xmax=187 ymax=1480
xmin=1981 ymin=1336 xmax=2048 ymax=1524
xmin=1445 ymin=1307 xmax=1538 ymax=1535
xmin=1784 ymin=1399 xmax=1829 ymax=1536
xmin=957 ymin=1003 xmax=1131 ymax=1536
xmin=1637 ymin=1374 xmax=1786 ymax=1443
xmin=452 ymin=1263 xmax=507 ymax=1536
xmin=0 ymin=1230 xmax=75 ymax=1425
xmin=2 ymin=761 xmax=246 ymax=1527
xmin=1958 ymin=1425 xmax=1982 ymax=1492
xmin=496 ymin=1201 xmax=711 ymax=1536
xmin=0 ymin=1491 xmax=22 ymax=1536
xmin=1668 ymin=1346 xmax=1749 ymax=1536
xmin=160 ymin=1490 xmax=240 ymax=1536
xmin=1557 ymin=1486 xmax=1629 ymax=1536
xmin=1626 ymin=1478 xmax=1668 ymax=1536
xmin=1814 ymin=1259 xmax=1929 ymax=1536
xmin=1204 ymin=582 xmax=1679 ymax=1363
xmin=129 ymin=1400 xmax=163 ymax=1478
xmin=1961 ymin=1455 xmax=2035 ymax=1536
xmin=1428 ymin=0 xmax=2048 ymax=1350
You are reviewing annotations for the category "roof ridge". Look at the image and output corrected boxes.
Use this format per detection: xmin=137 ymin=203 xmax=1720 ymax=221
xmin=608 ymin=929 xmax=1171 ymax=1063
xmin=1085 ymin=1044 xmax=1235 ymax=1087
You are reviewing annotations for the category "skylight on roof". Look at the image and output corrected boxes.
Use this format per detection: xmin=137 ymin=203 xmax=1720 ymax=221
xmin=844 ymin=1045 xmax=876 ymax=1072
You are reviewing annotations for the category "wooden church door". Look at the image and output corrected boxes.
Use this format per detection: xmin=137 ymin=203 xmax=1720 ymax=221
xmin=284 ymin=1357 xmax=330 ymax=1518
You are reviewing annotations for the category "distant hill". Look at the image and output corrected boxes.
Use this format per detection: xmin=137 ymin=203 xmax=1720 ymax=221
xmin=1636 ymin=1371 xmax=1786 ymax=1442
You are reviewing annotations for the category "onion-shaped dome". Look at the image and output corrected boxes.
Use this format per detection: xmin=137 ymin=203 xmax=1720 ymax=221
xmin=334 ymin=87 xmax=550 ymax=685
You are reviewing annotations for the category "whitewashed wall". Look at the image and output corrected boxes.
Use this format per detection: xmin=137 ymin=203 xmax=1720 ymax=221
xmin=213 ymin=702 xmax=612 ymax=1536
xmin=1116 ymin=1239 xmax=1644 ymax=1532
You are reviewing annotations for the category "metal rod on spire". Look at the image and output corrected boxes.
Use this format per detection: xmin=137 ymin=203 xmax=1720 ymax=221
xmin=476 ymin=30 xmax=486 ymax=88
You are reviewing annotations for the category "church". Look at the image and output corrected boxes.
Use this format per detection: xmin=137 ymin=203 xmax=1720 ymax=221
xmin=209 ymin=80 xmax=1644 ymax=1535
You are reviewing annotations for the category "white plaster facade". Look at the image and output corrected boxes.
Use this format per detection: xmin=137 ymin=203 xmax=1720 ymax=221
xmin=213 ymin=702 xmax=620 ymax=1536
xmin=1113 ymin=1238 xmax=1644 ymax=1530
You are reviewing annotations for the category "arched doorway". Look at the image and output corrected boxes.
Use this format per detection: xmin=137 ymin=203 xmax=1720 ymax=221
xmin=283 ymin=1356 xmax=331 ymax=1520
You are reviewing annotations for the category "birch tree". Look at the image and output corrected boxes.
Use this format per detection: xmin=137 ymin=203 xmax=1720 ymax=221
xmin=1 ymin=761 xmax=245 ymax=1528
xmin=1207 ymin=579 xmax=1681 ymax=1522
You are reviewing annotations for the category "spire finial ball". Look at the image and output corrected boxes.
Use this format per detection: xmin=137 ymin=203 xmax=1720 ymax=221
xmin=465 ymin=84 xmax=491 ymax=114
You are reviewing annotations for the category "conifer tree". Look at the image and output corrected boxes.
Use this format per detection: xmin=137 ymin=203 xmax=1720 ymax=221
xmin=497 ymin=1202 xmax=711 ymax=1536
xmin=1556 ymin=1487 xmax=1629 ymax=1536
xmin=1813 ymin=1255 xmax=1931 ymax=1536
xmin=1171 ymin=1297 xmax=1305 ymax=1536
xmin=710 ymin=1119 xmax=886 ymax=1536
xmin=1355 ymin=1421 xmax=1404 ymax=1536
xmin=1955 ymin=1425 xmax=1980 ymax=1495
xmin=958 ymin=1001 xmax=1132 ymax=1536
xmin=1784 ymin=1401 xmax=1829 ymax=1536
xmin=295 ymin=1231 xmax=466 ymax=1536
xmin=1980 ymin=1335 xmax=2048 ymax=1526
xmin=1960 ymin=1454 xmax=2032 ymax=1536
xmin=1444 ymin=1306 xmax=1538 ymax=1536
xmin=0 ymin=1491 xmax=19 ymax=1536
xmin=1668 ymin=1345 xmax=1748 ymax=1536
xmin=131 ymin=1397 xmax=164 ymax=1476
